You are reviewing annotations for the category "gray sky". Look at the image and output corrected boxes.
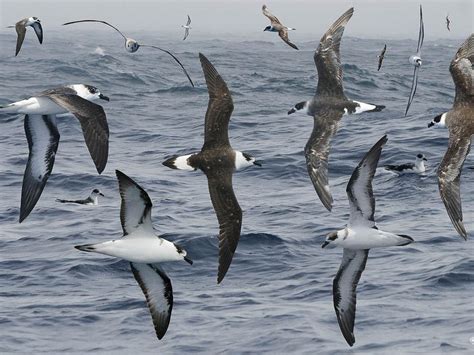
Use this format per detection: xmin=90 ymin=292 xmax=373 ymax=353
xmin=1 ymin=0 xmax=472 ymax=40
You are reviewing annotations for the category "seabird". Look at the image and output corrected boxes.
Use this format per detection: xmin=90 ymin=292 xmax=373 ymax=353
xmin=75 ymin=170 xmax=192 ymax=340
xmin=428 ymin=34 xmax=473 ymax=239
xmin=7 ymin=17 xmax=43 ymax=56
xmin=162 ymin=53 xmax=261 ymax=284
xmin=321 ymin=135 xmax=414 ymax=347
xmin=262 ymin=4 xmax=298 ymax=50
xmin=446 ymin=15 xmax=451 ymax=31
xmin=0 ymin=84 xmax=110 ymax=222
xmin=182 ymin=15 xmax=191 ymax=40
xmin=288 ymin=7 xmax=385 ymax=211
xmin=384 ymin=153 xmax=427 ymax=174
xmin=405 ymin=5 xmax=424 ymax=116
xmin=377 ymin=44 xmax=386 ymax=71
xmin=62 ymin=19 xmax=194 ymax=87
xmin=56 ymin=188 xmax=104 ymax=205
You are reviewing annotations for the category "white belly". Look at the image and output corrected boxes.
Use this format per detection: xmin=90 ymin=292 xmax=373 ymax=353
xmin=1 ymin=97 xmax=66 ymax=115
xmin=91 ymin=237 xmax=180 ymax=264
xmin=341 ymin=228 xmax=408 ymax=249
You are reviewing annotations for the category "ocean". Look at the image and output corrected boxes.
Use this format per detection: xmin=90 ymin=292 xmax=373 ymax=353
xmin=0 ymin=30 xmax=472 ymax=354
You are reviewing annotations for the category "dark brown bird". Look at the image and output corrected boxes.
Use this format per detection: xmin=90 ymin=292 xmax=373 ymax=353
xmin=428 ymin=34 xmax=474 ymax=239
xmin=446 ymin=15 xmax=451 ymax=31
xmin=162 ymin=54 xmax=261 ymax=284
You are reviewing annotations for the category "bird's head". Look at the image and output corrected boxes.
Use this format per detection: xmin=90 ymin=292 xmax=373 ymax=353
xmin=288 ymin=101 xmax=308 ymax=115
xmin=428 ymin=113 xmax=447 ymax=128
xmin=27 ymin=17 xmax=41 ymax=26
xmin=236 ymin=152 xmax=262 ymax=170
xmin=91 ymin=189 xmax=105 ymax=197
xmin=125 ymin=38 xmax=139 ymax=53
xmin=416 ymin=153 xmax=427 ymax=162
xmin=263 ymin=25 xmax=271 ymax=32
xmin=76 ymin=84 xmax=110 ymax=102
xmin=321 ymin=230 xmax=343 ymax=249
xmin=174 ymin=243 xmax=193 ymax=265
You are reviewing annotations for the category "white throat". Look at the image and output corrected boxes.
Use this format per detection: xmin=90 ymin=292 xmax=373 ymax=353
xmin=414 ymin=159 xmax=426 ymax=173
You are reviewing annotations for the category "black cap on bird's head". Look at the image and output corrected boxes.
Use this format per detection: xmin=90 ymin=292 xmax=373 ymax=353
xmin=91 ymin=189 xmax=104 ymax=196
xmin=321 ymin=231 xmax=339 ymax=248
xmin=416 ymin=153 xmax=427 ymax=161
xmin=288 ymin=101 xmax=307 ymax=115
xmin=428 ymin=113 xmax=446 ymax=128
xmin=263 ymin=25 xmax=271 ymax=31
xmin=242 ymin=152 xmax=262 ymax=167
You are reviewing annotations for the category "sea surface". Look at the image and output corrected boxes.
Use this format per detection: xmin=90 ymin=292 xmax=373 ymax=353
xmin=0 ymin=30 xmax=473 ymax=354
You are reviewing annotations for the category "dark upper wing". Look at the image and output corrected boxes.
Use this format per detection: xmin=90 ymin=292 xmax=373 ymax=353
xmin=305 ymin=109 xmax=344 ymax=211
xmin=199 ymin=53 xmax=234 ymax=150
xmin=450 ymin=34 xmax=474 ymax=107
xmin=347 ymin=135 xmax=387 ymax=228
xmin=315 ymin=7 xmax=354 ymax=97
xmin=278 ymin=29 xmax=298 ymax=50
xmin=116 ymin=170 xmax=154 ymax=236
xmin=43 ymin=93 xmax=109 ymax=174
xmin=262 ymin=5 xmax=282 ymax=26
xmin=20 ymin=115 xmax=60 ymax=223
xmin=31 ymin=22 xmax=43 ymax=44
xmin=206 ymin=168 xmax=242 ymax=284
xmin=405 ymin=65 xmax=419 ymax=116
xmin=417 ymin=5 xmax=424 ymax=54
xmin=186 ymin=15 xmax=191 ymax=26
xmin=139 ymin=45 xmax=194 ymax=87
xmin=62 ymin=20 xmax=127 ymax=40
xmin=14 ymin=20 xmax=27 ymax=56
xmin=333 ymin=249 xmax=369 ymax=347
xmin=183 ymin=28 xmax=189 ymax=41
xmin=437 ymin=128 xmax=471 ymax=239
xmin=377 ymin=44 xmax=386 ymax=71
xmin=130 ymin=263 xmax=173 ymax=340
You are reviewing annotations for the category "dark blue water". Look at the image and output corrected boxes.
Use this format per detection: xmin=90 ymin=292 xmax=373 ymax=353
xmin=0 ymin=30 xmax=473 ymax=353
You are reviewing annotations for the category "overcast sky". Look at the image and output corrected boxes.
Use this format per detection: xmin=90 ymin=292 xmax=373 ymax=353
xmin=1 ymin=0 xmax=472 ymax=40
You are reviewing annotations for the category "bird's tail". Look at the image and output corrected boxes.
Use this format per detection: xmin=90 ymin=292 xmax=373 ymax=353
xmin=74 ymin=244 xmax=97 ymax=252
xmin=369 ymin=104 xmax=386 ymax=112
xmin=287 ymin=27 xmax=296 ymax=31
xmin=397 ymin=234 xmax=414 ymax=246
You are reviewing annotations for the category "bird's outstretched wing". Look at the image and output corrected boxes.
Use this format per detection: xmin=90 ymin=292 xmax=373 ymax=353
xmin=262 ymin=5 xmax=282 ymax=26
xmin=377 ymin=44 xmax=386 ymax=71
xmin=205 ymin=168 xmax=242 ymax=284
xmin=43 ymin=93 xmax=109 ymax=174
xmin=405 ymin=65 xmax=419 ymax=116
xmin=130 ymin=263 xmax=173 ymax=340
xmin=416 ymin=5 xmax=424 ymax=55
xmin=347 ymin=135 xmax=387 ymax=228
xmin=314 ymin=7 xmax=354 ymax=97
xmin=199 ymin=53 xmax=234 ymax=150
xmin=278 ymin=29 xmax=298 ymax=50
xmin=438 ymin=131 xmax=470 ymax=239
xmin=449 ymin=34 xmax=474 ymax=107
xmin=305 ymin=109 xmax=344 ymax=211
xmin=62 ymin=19 xmax=127 ymax=40
xmin=140 ymin=44 xmax=194 ymax=87
xmin=14 ymin=20 xmax=27 ymax=56
xmin=333 ymin=249 xmax=369 ymax=347
xmin=20 ymin=115 xmax=60 ymax=222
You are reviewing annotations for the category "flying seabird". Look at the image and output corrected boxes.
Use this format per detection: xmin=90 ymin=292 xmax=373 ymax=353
xmin=56 ymin=188 xmax=104 ymax=205
xmin=377 ymin=44 xmax=387 ymax=71
xmin=7 ymin=17 xmax=43 ymax=56
xmin=428 ymin=34 xmax=474 ymax=239
xmin=62 ymin=19 xmax=194 ymax=87
xmin=75 ymin=170 xmax=192 ymax=340
xmin=0 ymin=84 xmax=110 ymax=222
xmin=321 ymin=135 xmax=414 ymax=347
xmin=262 ymin=4 xmax=298 ymax=50
xmin=384 ymin=153 xmax=427 ymax=174
xmin=446 ymin=15 xmax=451 ymax=31
xmin=182 ymin=15 xmax=191 ymax=40
xmin=405 ymin=5 xmax=424 ymax=116
xmin=162 ymin=53 xmax=261 ymax=284
xmin=288 ymin=7 xmax=385 ymax=211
